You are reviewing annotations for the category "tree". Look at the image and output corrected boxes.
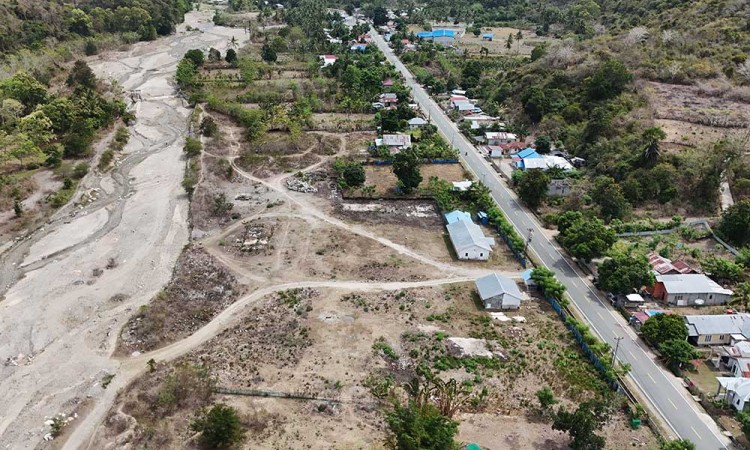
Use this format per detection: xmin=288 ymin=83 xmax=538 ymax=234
xmin=552 ymin=400 xmax=609 ymax=450
xmin=0 ymin=72 xmax=48 ymax=112
xmin=536 ymin=386 xmax=557 ymax=409
xmin=557 ymin=216 xmax=616 ymax=262
xmin=642 ymin=127 xmax=666 ymax=165
xmin=587 ymin=59 xmax=633 ymax=101
xmin=183 ymin=137 xmax=202 ymax=157
xmin=371 ymin=6 xmax=388 ymax=26
xmin=225 ymin=49 xmax=238 ymax=66
xmin=521 ymin=86 xmax=548 ymax=123
xmin=176 ymin=58 xmax=197 ymax=89
xmin=718 ymin=199 xmax=750 ymax=247
xmin=385 ymin=401 xmax=459 ymax=450
xmin=261 ymin=43 xmax=277 ymax=63
xmin=659 ymin=339 xmax=700 ymax=371
xmin=641 ymin=313 xmax=687 ymax=346
xmin=333 ymin=159 xmax=365 ymax=189
xmin=730 ymin=283 xmax=750 ymax=312
xmin=0 ymin=99 xmax=24 ymax=126
xmin=597 ymin=255 xmax=655 ymax=294
xmin=701 ymin=256 xmax=745 ymax=283
xmin=200 ymin=117 xmax=219 ymax=137
xmin=660 ymin=440 xmax=696 ymax=450
xmin=591 ymin=176 xmax=630 ymax=221
xmin=66 ymin=60 xmax=97 ymax=90
xmin=517 ymin=169 xmax=550 ymax=209
xmin=18 ymin=111 xmax=53 ymax=146
xmin=505 ymin=33 xmax=514 ymax=50
xmin=535 ymin=135 xmax=552 ymax=154
xmin=184 ymin=49 xmax=205 ymax=67
xmin=191 ymin=403 xmax=245 ymax=448
xmin=208 ymin=47 xmax=222 ymax=63
xmin=393 ymin=149 xmax=422 ymax=194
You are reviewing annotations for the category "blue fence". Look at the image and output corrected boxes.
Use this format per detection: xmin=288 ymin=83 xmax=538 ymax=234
xmin=545 ymin=294 xmax=619 ymax=391
xmin=365 ymin=159 xmax=460 ymax=166
xmin=493 ymin=224 xmax=527 ymax=268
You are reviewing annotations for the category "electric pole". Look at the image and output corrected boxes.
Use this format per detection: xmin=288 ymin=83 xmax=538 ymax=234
xmin=612 ymin=336 xmax=624 ymax=367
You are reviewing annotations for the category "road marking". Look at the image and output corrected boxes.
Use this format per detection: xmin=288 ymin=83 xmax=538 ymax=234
xmin=691 ymin=426 xmax=702 ymax=440
xmin=596 ymin=311 xmax=604 ymax=319
xmin=628 ymin=350 xmax=636 ymax=359
xmin=668 ymin=398 xmax=678 ymax=409
xmin=647 ymin=373 xmax=657 ymax=384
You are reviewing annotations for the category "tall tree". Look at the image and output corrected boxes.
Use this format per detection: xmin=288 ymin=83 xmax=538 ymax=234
xmin=191 ymin=403 xmax=245 ymax=448
xmin=591 ymin=176 xmax=630 ymax=221
xmin=261 ymin=43 xmax=277 ymax=63
xmin=517 ymin=169 xmax=550 ymax=209
xmin=641 ymin=313 xmax=687 ymax=346
xmin=557 ymin=216 xmax=616 ymax=262
xmin=393 ymin=148 xmax=423 ymax=194
xmin=718 ymin=199 xmax=750 ymax=247
xmin=597 ymin=255 xmax=655 ymax=294
xmin=659 ymin=339 xmax=700 ymax=371
xmin=642 ymin=127 xmax=666 ymax=165
xmin=731 ymin=283 xmax=750 ymax=312
xmin=552 ymin=400 xmax=610 ymax=450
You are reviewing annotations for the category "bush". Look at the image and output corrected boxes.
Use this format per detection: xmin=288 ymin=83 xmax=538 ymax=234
xmin=191 ymin=403 xmax=245 ymax=448
xmin=200 ymin=117 xmax=219 ymax=137
xmin=183 ymin=137 xmax=202 ymax=157
xmin=73 ymin=162 xmax=89 ymax=179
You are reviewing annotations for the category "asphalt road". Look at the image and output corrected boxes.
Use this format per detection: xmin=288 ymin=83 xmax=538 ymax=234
xmin=370 ymin=29 xmax=730 ymax=450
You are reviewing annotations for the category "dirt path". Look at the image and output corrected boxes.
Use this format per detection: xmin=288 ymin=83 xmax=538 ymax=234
xmin=0 ymin=11 xmax=249 ymax=450
xmin=74 ymin=276 xmax=472 ymax=449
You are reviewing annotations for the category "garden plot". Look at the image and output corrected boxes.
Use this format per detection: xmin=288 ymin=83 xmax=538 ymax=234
xmin=97 ymin=284 xmax=656 ymax=449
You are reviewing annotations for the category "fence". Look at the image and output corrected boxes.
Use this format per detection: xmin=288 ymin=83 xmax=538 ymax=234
xmin=493 ymin=224 xmax=526 ymax=268
xmin=544 ymin=293 xmax=619 ymax=391
xmin=363 ymin=159 xmax=460 ymax=166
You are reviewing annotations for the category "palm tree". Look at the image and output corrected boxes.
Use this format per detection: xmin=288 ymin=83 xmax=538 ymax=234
xmin=731 ymin=282 xmax=750 ymax=312
xmin=229 ymin=36 xmax=239 ymax=50
xmin=642 ymin=126 xmax=666 ymax=165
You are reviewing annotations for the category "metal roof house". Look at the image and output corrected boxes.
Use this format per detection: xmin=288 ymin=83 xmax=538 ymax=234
xmin=717 ymin=377 xmax=750 ymax=410
xmin=651 ymin=274 xmax=733 ymax=306
xmin=485 ymin=131 xmax=517 ymax=145
xmin=519 ymin=155 xmax=574 ymax=171
xmin=476 ymin=273 xmax=524 ymax=310
xmin=482 ymin=33 xmax=494 ymax=41
xmin=408 ymin=117 xmax=428 ymax=129
xmin=380 ymin=134 xmax=412 ymax=151
xmin=446 ymin=219 xmax=494 ymax=261
xmin=444 ymin=210 xmax=472 ymax=224
xmin=685 ymin=313 xmax=750 ymax=346
xmin=416 ymin=29 xmax=456 ymax=45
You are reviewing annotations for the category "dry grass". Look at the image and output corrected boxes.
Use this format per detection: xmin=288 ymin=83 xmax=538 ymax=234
xmin=363 ymin=163 xmax=468 ymax=196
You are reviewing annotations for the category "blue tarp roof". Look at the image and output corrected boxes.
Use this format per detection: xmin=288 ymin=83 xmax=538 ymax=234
xmin=482 ymin=33 xmax=494 ymax=38
xmin=416 ymin=29 xmax=456 ymax=39
xmin=432 ymin=29 xmax=455 ymax=37
xmin=515 ymin=148 xmax=541 ymax=159
xmin=521 ymin=269 xmax=534 ymax=280
xmin=444 ymin=210 xmax=472 ymax=224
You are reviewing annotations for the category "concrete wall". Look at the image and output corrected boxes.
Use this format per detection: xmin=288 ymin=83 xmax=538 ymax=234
xmin=666 ymin=291 xmax=731 ymax=306
xmin=456 ymin=245 xmax=490 ymax=261
xmin=696 ymin=333 xmax=733 ymax=346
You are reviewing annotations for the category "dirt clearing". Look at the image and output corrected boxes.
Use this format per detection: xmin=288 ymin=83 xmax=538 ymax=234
xmin=363 ymin=163 xmax=468 ymax=196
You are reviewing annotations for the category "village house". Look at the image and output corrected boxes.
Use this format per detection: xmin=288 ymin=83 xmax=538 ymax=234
xmin=475 ymin=273 xmax=524 ymax=310
xmin=519 ymin=155 xmax=574 ymax=172
xmin=379 ymin=93 xmax=399 ymax=107
xmin=416 ymin=29 xmax=456 ymax=45
xmin=444 ymin=209 xmax=472 ymax=224
xmin=685 ymin=313 xmax=750 ymax=346
xmin=319 ymin=55 xmax=337 ymax=67
xmin=381 ymin=78 xmax=394 ymax=90
xmin=648 ymin=252 xmax=698 ymax=275
xmin=462 ymin=113 xmax=499 ymax=129
xmin=485 ymin=131 xmax=518 ymax=145
xmin=446 ymin=218 xmax=494 ymax=261
xmin=408 ymin=117 xmax=428 ymax=129
xmin=377 ymin=134 xmax=411 ymax=152
xmin=717 ymin=377 xmax=750 ymax=410
xmin=481 ymin=145 xmax=504 ymax=158
xmin=650 ymin=274 xmax=733 ymax=306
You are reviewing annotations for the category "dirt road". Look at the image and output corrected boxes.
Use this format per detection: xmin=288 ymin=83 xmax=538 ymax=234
xmin=0 ymin=11 xmax=247 ymax=449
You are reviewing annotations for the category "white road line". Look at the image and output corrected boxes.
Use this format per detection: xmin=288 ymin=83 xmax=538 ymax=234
xmin=691 ymin=426 xmax=703 ymax=440
xmin=647 ymin=373 xmax=657 ymax=384
xmin=668 ymin=398 xmax=678 ymax=409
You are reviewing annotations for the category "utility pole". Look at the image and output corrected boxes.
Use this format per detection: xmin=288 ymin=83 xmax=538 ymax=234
xmin=524 ymin=227 xmax=533 ymax=253
xmin=612 ymin=336 xmax=624 ymax=367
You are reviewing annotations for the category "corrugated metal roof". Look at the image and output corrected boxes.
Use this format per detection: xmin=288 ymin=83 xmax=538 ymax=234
xmin=444 ymin=210 xmax=471 ymax=224
xmin=685 ymin=314 xmax=750 ymax=337
xmin=476 ymin=273 xmax=523 ymax=301
xmin=657 ymin=274 xmax=733 ymax=295
xmin=447 ymin=219 xmax=493 ymax=252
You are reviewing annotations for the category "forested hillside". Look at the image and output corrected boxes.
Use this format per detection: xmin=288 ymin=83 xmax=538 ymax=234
xmin=0 ymin=0 xmax=192 ymax=53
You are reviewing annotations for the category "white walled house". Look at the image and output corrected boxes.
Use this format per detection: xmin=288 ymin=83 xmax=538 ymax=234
xmin=446 ymin=219 xmax=494 ymax=261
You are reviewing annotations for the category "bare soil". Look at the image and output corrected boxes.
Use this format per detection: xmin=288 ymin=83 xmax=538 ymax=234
xmin=236 ymin=131 xmax=342 ymax=178
xmin=116 ymin=245 xmax=244 ymax=356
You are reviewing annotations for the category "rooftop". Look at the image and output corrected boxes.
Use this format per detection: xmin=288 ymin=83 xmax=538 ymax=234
xmin=657 ymin=274 xmax=733 ymax=296
xmin=475 ymin=273 xmax=524 ymax=302
xmin=382 ymin=134 xmax=412 ymax=148
xmin=444 ymin=210 xmax=472 ymax=224
xmin=521 ymin=155 xmax=574 ymax=171
xmin=685 ymin=314 xmax=750 ymax=337
xmin=447 ymin=219 xmax=494 ymax=252
xmin=408 ymin=117 xmax=428 ymax=125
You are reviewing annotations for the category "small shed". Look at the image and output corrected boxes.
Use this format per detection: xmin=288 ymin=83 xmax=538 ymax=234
xmin=452 ymin=180 xmax=473 ymax=192
xmin=476 ymin=273 xmax=524 ymax=310
xmin=482 ymin=33 xmax=494 ymax=41
xmin=521 ymin=269 xmax=536 ymax=287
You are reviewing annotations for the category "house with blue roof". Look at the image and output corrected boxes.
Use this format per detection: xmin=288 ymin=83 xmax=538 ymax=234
xmin=444 ymin=210 xmax=472 ymax=224
xmin=482 ymin=33 xmax=494 ymax=41
xmin=514 ymin=148 xmax=541 ymax=159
